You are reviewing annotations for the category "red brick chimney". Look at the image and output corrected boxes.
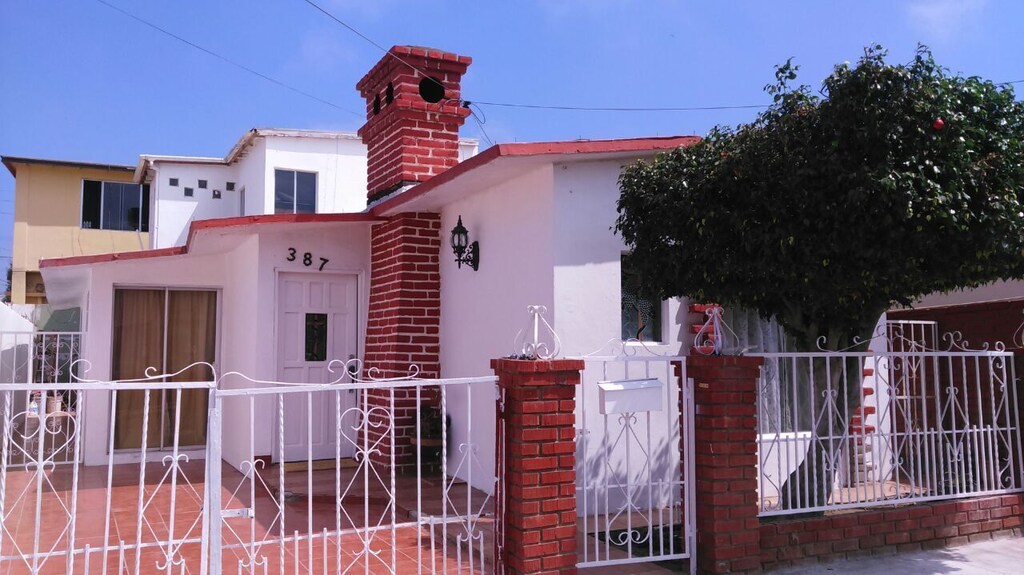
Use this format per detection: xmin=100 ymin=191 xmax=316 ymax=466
xmin=356 ymin=45 xmax=472 ymax=204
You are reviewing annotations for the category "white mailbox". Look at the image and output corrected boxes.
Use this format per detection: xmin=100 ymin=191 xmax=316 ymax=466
xmin=597 ymin=378 xmax=664 ymax=415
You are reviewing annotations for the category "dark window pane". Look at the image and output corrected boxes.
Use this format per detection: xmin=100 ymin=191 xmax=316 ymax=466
xmin=621 ymin=253 xmax=661 ymax=342
xmin=82 ymin=180 xmax=102 ymax=229
xmin=103 ymin=182 xmax=142 ymax=231
xmin=295 ymin=171 xmax=317 ymax=214
xmin=169 ymin=178 xmax=179 ymax=187
xmin=275 ymin=169 xmax=295 ymax=214
xmin=305 ymin=313 xmax=328 ymax=361
xmin=198 ymin=180 xmax=207 ymax=189
xmin=140 ymin=184 xmax=150 ymax=232
xmin=102 ymin=183 xmax=125 ymax=230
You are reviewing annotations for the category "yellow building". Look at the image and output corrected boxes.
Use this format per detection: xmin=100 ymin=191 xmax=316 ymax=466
xmin=2 ymin=157 xmax=150 ymax=304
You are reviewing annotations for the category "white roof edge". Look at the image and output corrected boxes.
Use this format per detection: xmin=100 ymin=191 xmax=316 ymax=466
xmin=255 ymin=128 xmax=361 ymax=140
xmin=139 ymin=154 xmax=226 ymax=163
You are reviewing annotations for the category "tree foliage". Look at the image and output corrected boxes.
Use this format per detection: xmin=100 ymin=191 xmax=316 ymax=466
xmin=616 ymin=46 xmax=1024 ymax=347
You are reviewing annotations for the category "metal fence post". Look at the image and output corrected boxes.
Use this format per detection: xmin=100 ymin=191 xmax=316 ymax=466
xmin=202 ymin=387 xmax=222 ymax=575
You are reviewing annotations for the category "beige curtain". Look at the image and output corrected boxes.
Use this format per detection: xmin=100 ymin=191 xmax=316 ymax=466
xmin=112 ymin=289 xmax=217 ymax=450
xmin=112 ymin=289 xmax=165 ymax=449
xmin=166 ymin=291 xmax=216 ymax=447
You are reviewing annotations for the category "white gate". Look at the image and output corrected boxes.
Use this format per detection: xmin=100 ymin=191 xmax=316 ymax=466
xmin=208 ymin=362 xmax=498 ymax=575
xmin=574 ymin=348 xmax=695 ymax=572
xmin=0 ymin=360 xmax=497 ymax=574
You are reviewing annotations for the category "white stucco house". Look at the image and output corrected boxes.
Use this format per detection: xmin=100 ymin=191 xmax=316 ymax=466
xmin=35 ymin=46 xmax=703 ymax=477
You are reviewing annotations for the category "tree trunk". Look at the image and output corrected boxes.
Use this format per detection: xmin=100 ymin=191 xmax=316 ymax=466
xmin=778 ymin=337 xmax=869 ymax=511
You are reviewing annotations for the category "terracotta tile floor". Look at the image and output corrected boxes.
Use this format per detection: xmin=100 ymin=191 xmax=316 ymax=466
xmin=1 ymin=459 xmax=493 ymax=574
xmin=2 ymin=459 xmax=689 ymax=574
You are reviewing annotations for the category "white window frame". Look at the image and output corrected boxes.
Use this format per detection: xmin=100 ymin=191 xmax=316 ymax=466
xmin=273 ymin=168 xmax=318 ymax=214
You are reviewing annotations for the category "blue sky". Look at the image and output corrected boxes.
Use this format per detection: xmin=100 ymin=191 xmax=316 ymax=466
xmin=1 ymin=0 xmax=1022 ymax=271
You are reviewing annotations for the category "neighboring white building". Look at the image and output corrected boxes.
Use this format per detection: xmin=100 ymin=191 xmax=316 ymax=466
xmin=134 ymin=128 xmax=477 ymax=249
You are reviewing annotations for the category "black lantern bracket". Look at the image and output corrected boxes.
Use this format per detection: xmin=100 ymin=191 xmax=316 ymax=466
xmin=449 ymin=215 xmax=480 ymax=271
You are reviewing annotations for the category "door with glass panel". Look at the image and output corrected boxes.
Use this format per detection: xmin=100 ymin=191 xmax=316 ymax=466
xmin=277 ymin=272 xmax=359 ymax=462
xmin=111 ymin=289 xmax=217 ymax=450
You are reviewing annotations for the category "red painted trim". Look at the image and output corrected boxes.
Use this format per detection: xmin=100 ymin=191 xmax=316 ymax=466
xmin=41 ymin=212 xmax=384 ymax=269
xmin=183 ymin=212 xmax=383 ymax=247
xmin=371 ymin=135 xmax=699 ymax=215
xmin=40 ymin=246 xmax=186 ymax=268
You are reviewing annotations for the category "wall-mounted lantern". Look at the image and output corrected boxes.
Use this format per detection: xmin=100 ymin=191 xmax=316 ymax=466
xmin=449 ymin=215 xmax=479 ymax=271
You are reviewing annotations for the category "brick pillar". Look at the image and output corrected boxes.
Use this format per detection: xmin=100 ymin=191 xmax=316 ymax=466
xmin=492 ymin=358 xmax=582 ymax=575
xmin=688 ymin=355 xmax=763 ymax=575
xmin=363 ymin=212 xmax=441 ymax=467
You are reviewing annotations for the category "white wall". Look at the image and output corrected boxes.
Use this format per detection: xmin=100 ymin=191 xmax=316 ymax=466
xmin=150 ymin=163 xmax=241 ymax=248
xmin=262 ymin=135 xmax=368 ymax=215
xmin=79 ymin=251 xmax=230 ymax=465
xmin=552 ymin=159 xmax=688 ymax=356
xmin=218 ymin=235 xmax=260 ymax=468
xmin=237 ymin=138 xmax=267 ymax=217
xmin=439 ymin=165 xmax=556 ymax=491
xmin=77 ymin=223 xmax=372 ymax=469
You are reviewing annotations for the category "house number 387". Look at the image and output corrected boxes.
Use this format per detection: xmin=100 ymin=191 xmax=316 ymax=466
xmin=287 ymin=248 xmax=329 ymax=271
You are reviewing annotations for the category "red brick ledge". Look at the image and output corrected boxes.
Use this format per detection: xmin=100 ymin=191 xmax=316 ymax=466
xmin=490 ymin=358 xmax=585 ymax=375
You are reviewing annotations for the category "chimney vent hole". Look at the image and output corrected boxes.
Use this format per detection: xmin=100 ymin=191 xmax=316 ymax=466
xmin=385 ymin=82 xmax=394 ymax=104
xmin=373 ymin=94 xmax=381 ymax=115
xmin=418 ymin=76 xmax=445 ymax=104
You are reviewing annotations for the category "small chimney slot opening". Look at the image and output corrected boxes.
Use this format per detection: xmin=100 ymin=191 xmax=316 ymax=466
xmin=418 ymin=76 xmax=445 ymax=104
xmin=385 ymin=82 xmax=394 ymax=104
xmin=373 ymin=94 xmax=381 ymax=115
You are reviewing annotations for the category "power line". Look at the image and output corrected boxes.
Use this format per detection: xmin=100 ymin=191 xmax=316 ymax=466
xmin=469 ymin=101 xmax=769 ymax=113
xmin=300 ymin=0 xmax=438 ymax=85
xmin=299 ymin=0 xmax=774 ymax=115
xmin=301 ymin=0 xmax=1023 ymax=118
xmin=93 ymin=0 xmax=361 ymax=117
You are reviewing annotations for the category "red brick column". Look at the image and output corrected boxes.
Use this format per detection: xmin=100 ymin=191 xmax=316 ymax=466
xmin=492 ymin=358 xmax=582 ymax=575
xmin=687 ymin=355 xmax=764 ymax=575
xmin=363 ymin=212 xmax=441 ymax=467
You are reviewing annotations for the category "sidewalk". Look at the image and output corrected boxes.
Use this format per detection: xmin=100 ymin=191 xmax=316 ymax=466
xmin=768 ymin=536 xmax=1024 ymax=575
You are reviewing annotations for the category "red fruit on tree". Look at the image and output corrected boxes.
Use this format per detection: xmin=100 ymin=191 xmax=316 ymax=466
xmin=933 ymin=117 xmax=945 ymax=130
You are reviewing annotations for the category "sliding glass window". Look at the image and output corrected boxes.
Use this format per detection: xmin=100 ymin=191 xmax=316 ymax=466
xmin=111 ymin=288 xmax=217 ymax=450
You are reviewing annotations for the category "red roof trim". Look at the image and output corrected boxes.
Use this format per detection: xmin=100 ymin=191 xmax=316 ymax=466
xmin=183 ymin=212 xmax=383 ymax=246
xmin=41 ymin=212 xmax=383 ymax=269
xmin=371 ymin=136 xmax=699 ymax=215
xmin=40 ymin=246 xmax=186 ymax=269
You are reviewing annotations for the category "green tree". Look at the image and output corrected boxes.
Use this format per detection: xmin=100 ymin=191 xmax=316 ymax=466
xmin=615 ymin=46 xmax=1024 ymax=508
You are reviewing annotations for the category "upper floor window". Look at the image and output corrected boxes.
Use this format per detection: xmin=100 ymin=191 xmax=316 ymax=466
xmin=82 ymin=180 xmax=150 ymax=231
xmin=621 ymin=252 xmax=662 ymax=342
xmin=274 ymin=169 xmax=316 ymax=214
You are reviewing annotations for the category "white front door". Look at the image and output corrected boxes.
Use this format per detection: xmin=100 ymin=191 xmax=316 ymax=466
xmin=277 ymin=272 xmax=359 ymax=462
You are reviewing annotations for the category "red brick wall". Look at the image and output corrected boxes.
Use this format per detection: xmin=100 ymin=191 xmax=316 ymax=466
xmin=362 ymin=212 xmax=441 ymax=466
xmin=888 ymin=298 xmax=1024 ymax=367
xmin=760 ymin=494 xmax=1024 ymax=569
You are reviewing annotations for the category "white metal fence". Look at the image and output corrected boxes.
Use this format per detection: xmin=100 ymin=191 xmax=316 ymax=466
xmin=0 ymin=360 xmax=497 ymax=574
xmin=755 ymin=337 xmax=1023 ymax=516
xmin=574 ymin=346 xmax=694 ymax=572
